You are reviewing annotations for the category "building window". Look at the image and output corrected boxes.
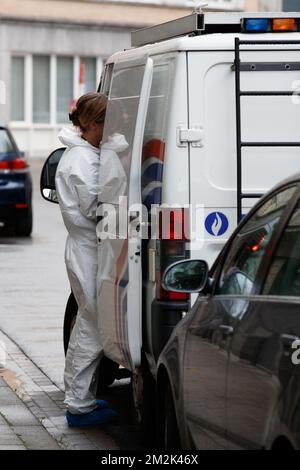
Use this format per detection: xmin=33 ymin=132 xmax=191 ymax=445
xmin=11 ymin=54 xmax=99 ymax=124
xmin=11 ymin=57 xmax=25 ymax=121
xmin=33 ymin=55 xmax=50 ymax=123
xmin=57 ymin=57 xmax=73 ymax=123
xmin=80 ymin=57 xmax=97 ymax=93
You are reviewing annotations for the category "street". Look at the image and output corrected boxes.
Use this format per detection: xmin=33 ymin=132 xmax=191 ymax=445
xmin=0 ymin=158 xmax=140 ymax=450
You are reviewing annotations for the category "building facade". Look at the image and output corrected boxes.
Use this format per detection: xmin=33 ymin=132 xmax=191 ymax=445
xmin=1 ymin=0 xmax=247 ymax=157
xmin=245 ymin=0 xmax=300 ymax=10
xmin=281 ymin=0 xmax=300 ymax=10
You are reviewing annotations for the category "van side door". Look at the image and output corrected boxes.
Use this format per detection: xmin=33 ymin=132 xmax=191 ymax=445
xmin=96 ymin=57 xmax=153 ymax=371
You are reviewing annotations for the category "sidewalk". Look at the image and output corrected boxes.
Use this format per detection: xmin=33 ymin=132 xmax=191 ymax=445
xmin=0 ymin=376 xmax=60 ymax=450
xmin=0 ymin=329 xmax=119 ymax=450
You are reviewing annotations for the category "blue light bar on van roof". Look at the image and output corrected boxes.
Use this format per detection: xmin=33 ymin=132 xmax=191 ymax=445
xmin=242 ymin=18 xmax=270 ymax=33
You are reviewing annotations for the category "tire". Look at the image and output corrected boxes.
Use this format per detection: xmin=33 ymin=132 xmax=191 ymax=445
xmin=160 ymin=383 xmax=181 ymax=450
xmin=63 ymin=292 xmax=120 ymax=388
xmin=96 ymin=357 xmax=120 ymax=391
xmin=63 ymin=292 xmax=78 ymax=356
xmin=14 ymin=207 xmax=33 ymax=237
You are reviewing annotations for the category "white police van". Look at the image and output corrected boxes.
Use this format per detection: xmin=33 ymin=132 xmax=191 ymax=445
xmin=41 ymin=10 xmax=300 ymax=430
xmin=96 ymin=10 xmax=300 ymax=423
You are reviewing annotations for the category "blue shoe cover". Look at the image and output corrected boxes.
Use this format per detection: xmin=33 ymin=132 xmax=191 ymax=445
xmin=66 ymin=406 xmax=117 ymax=428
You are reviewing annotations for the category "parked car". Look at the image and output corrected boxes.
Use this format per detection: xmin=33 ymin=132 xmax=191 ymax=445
xmin=0 ymin=126 xmax=32 ymax=236
xmin=157 ymin=174 xmax=300 ymax=450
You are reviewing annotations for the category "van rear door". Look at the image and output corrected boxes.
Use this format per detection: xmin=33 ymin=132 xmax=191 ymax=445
xmin=97 ymin=56 xmax=153 ymax=372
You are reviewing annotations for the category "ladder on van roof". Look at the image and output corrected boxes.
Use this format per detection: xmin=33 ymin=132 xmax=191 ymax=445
xmin=234 ymin=37 xmax=300 ymax=223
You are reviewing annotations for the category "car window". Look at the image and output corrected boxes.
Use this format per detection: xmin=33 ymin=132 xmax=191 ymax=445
xmin=216 ymin=186 xmax=297 ymax=296
xmin=100 ymin=63 xmax=114 ymax=97
xmin=0 ymin=129 xmax=14 ymax=153
xmin=263 ymin=198 xmax=300 ymax=297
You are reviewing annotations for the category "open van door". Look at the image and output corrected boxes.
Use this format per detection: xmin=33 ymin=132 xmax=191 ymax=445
xmin=97 ymin=56 xmax=153 ymax=372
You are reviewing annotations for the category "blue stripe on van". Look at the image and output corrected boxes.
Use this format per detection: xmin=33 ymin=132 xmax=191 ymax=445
xmin=141 ymin=163 xmax=163 ymax=189
xmin=142 ymin=187 xmax=162 ymax=208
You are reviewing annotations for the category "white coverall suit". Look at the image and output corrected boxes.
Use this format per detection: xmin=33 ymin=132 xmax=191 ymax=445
xmin=55 ymin=126 xmax=128 ymax=415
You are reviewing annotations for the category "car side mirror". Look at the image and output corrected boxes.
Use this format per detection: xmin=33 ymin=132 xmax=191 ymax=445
xmin=40 ymin=147 xmax=65 ymax=204
xmin=162 ymin=259 xmax=209 ymax=294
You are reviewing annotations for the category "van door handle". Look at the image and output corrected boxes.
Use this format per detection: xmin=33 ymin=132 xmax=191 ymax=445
xmin=135 ymin=251 xmax=141 ymax=256
xmin=280 ymin=334 xmax=300 ymax=348
xmin=218 ymin=325 xmax=234 ymax=337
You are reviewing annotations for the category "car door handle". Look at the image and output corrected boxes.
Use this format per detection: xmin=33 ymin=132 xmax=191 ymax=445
xmin=135 ymin=251 xmax=141 ymax=256
xmin=218 ymin=325 xmax=234 ymax=337
xmin=280 ymin=334 xmax=300 ymax=348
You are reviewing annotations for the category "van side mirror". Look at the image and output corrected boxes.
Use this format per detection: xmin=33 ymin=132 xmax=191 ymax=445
xmin=40 ymin=147 xmax=65 ymax=204
xmin=162 ymin=259 xmax=209 ymax=294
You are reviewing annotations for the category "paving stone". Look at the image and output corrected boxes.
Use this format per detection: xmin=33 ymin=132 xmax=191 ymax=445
xmin=0 ymin=386 xmax=23 ymax=405
xmin=40 ymin=418 xmax=56 ymax=428
xmin=0 ymin=413 xmax=8 ymax=425
xmin=0 ymin=445 xmax=26 ymax=450
xmin=32 ymin=394 xmax=58 ymax=408
xmin=0 ymin=405 xmax=39 ymax=426
xmin=43 ymin=409 xmax=65 ymax=418
xmin=0 ymin=424 xmax=11 ymax=432
xmin=0 ymin=434 xmax=24 ymax=446
xmin=84 ymin=429 xmax=120 ymax=450
xmin=48 ymin=416 xmax=67 ymax=426
xmin=41 ymin=386 xmax=60 ymax=393
xmin=72 ymin=443 xmax=97 ymax=450
xmin=12 ymin=426 xmax=61 ymax=450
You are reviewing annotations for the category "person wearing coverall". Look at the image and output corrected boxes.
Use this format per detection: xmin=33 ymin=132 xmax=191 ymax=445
xmin=55 ymin=92 xmax=127 ymax=427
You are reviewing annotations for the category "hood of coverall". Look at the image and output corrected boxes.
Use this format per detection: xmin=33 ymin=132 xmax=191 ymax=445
xmin=58 ymin=126 xmax=100 ymax=150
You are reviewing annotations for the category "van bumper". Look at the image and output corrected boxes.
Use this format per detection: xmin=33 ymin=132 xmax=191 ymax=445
xmin=151 ymin=299 xmax=189 ymax=361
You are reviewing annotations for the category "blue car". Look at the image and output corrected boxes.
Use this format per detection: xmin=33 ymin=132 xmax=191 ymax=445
xmin=0 ymin=126 xmax=32 ymax=236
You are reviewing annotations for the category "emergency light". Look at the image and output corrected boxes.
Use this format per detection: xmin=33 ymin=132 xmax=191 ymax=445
xmin=243 ymin=19 xmax=270 ymax=33
xmin=242 ymin=17 xmax=299 ymax=33
xmin=272 ymin=18 xmax=296 ymax=32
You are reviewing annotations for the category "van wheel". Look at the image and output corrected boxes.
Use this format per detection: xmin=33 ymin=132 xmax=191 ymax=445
xmin=131 ymin=356 xmax=156 ymax=445
xmin=14 ymin=207 xmax=33 ymax=237
xmin=159 ymin=383 xmax=181 ymax=450
xmin=96 ymin=357 xmax=120 ymax=391
xmin=63 ymin=292 xmax=78 ymax=356
xmin=63 ymin=292 xmax=120 ymax=389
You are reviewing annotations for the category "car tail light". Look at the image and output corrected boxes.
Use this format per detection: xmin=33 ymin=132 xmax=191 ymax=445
xmin=156 ymin=207 xmax=190 ymax=301
xmin=0 ymin=157 xmax=28 ymax=172
xmin=0 ymin=161 xmax=10 ymax=170
xmin=11 ymin=158 xmax=28 ymax=170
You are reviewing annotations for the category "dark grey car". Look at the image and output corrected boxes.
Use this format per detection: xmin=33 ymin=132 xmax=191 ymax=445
xmin=157 ymin=175 xmax=300 ymax=450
